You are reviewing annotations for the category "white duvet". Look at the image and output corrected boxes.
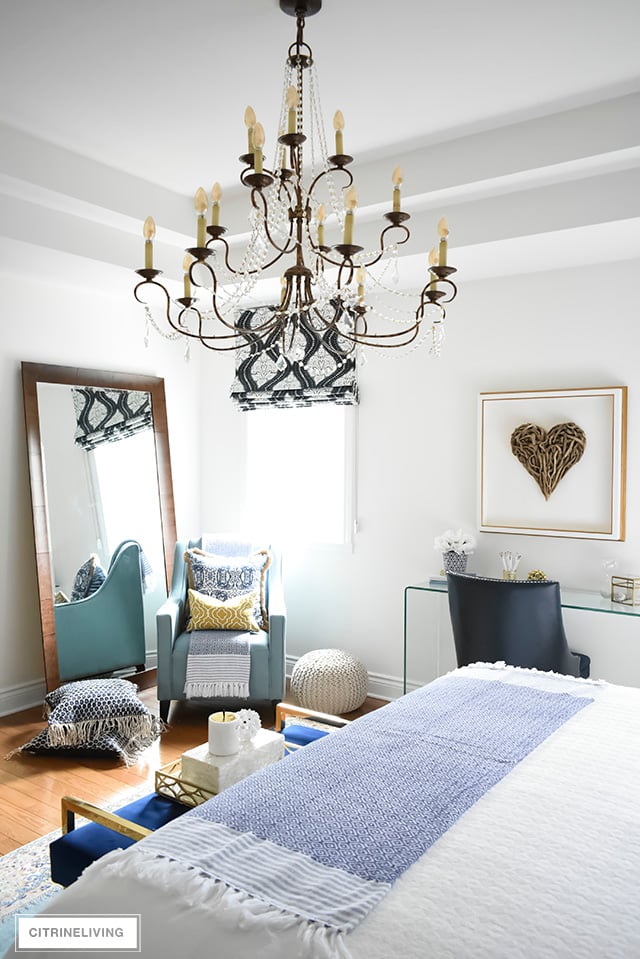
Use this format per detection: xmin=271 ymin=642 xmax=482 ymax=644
xmin=8 ymin=665 xmax=640 ymax=959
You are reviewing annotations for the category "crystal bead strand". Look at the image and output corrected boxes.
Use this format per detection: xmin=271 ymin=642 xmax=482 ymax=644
xmin=142 ymin=304 xmax=182 ymax=342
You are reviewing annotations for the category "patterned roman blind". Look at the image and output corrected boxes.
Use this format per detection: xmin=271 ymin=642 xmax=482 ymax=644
xmin=71 ymin=387 xmax=153 ymax=452
xmin=230 ymin=306 xmax=359 ymax=411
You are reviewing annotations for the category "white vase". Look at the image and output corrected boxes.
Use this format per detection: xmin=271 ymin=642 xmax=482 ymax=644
xmin=208 ymin=712 xmax=240 ymax=756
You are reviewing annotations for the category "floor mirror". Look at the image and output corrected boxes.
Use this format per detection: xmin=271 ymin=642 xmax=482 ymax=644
xmin=22 ymin=362 xmax=177 ymax=691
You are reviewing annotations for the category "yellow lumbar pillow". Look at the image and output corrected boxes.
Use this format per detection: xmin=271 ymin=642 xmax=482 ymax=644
xmin=186 ymin=589 xmax=259 ymax=633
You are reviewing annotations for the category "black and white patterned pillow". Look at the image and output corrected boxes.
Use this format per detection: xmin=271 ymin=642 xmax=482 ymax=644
xmin=11 ymin=679 xmax=164 ymax=767
xmin=184 ymin=550 xmax=271 ymax=629
xmin=70 ymin=555 xmax=107 ymax=602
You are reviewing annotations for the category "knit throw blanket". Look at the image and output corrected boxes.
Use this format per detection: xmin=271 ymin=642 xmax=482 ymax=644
xmin=142 ymin=676 xmax=592 ymax=939
xmin=183 ymin=630 xmax=250 ymax=699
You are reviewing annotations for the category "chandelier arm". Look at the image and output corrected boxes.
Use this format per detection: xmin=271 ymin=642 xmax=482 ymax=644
xmin=309 ymin=302 xmax=424 ymax=350
xmin=379 ymin=222 xmax=410 ymax=250
xmin=250 ymin=186 xmax=299 ymax=258
xmin=337 ymin=322 xmax=423 ymax=349
xmin=134 ymin=276 xmax=201 ymax=339
xmin=306 ymin=163 xmax=353 ymax=200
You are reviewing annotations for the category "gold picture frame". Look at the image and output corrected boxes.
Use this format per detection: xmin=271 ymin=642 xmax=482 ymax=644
xmin=478 ymin=387 xmax=627 ymax=540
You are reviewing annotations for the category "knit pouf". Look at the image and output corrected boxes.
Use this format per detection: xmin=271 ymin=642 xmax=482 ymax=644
xmin=291 ymin=648 xmax=368 ymax=714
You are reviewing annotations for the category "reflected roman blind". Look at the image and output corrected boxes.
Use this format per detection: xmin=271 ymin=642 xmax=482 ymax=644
xmin=71 ymin=387 xmax=152 ymax=451
xmin=230 ymin=306 xmax=359 ymax=411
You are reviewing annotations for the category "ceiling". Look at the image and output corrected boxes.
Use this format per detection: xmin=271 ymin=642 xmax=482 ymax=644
xmin=1 ymin=0 xmax=639 ymax=288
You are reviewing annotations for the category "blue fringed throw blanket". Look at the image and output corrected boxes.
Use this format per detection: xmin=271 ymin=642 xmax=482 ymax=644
xmin=144 ymin=676 xmax=592 ymax=933
xmin=183 ymin=630 xmax=250 ymax=698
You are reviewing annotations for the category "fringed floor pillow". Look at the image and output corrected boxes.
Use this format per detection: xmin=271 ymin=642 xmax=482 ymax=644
xmin=9 ymin=678 xmax=164 ymax=766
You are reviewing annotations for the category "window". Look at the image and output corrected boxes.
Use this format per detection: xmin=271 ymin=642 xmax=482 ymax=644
xmin=89 ymin=430 xmax=164 ymax=569
xmin=245 ymin=404 xmax=356 ymax=547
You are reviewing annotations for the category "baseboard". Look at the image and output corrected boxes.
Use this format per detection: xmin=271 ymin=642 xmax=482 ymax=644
xmin=0 ymin=678 xmax=47 ymax=717
xmin=0 ymin=655 xmax=159 ymax=718
xmin=285 ymin=654 xmax=400 ymax=702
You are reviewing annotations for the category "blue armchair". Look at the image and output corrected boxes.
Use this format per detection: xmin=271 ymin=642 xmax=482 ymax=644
xmin=54 ymin=540 xmax=146 ymax=682
xmin=156 ymin=539 xmax=286 ymax=722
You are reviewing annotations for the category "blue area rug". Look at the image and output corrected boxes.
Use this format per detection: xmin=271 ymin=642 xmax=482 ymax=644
xmin=0 ymin=828 xmax=61 ymax=957
xmin=0 ymin=783 xmax=153 ymax=957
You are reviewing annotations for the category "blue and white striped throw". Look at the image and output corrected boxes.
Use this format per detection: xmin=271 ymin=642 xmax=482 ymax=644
xmin=183 ymin=629 xmax=250 ymax=698
xmin=144 ymin=676 xmax=592 ymax=934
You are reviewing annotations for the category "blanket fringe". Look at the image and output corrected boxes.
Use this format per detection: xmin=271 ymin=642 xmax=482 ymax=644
xmin=85 ymin=847 xmax=353 ymax=959
xmin=458 ymin=661 xmax=607 ymax=687
xmin=46 ymin=713 xmax=165 ymax=749
xmin=184 ymin=681 xmax=249 ymax=699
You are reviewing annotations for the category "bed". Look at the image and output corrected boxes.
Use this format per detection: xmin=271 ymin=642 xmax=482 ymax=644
xmin=9 ymin=663 xmax=640 ymax=958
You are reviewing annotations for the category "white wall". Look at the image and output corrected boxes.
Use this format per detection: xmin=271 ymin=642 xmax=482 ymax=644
xmin=2 ymin=250 xmax=640 ymax=714
xmin=0 ymin=248 xmax=202 ymax=713
xmin=200 ymin=257 xmax=640 ymax=695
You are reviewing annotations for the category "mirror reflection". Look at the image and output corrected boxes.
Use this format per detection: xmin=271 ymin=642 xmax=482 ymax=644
xmin=39 ymin=381 xmax=166 ymax=647
xmin=22 ymin=364 xmax=177 ymax=691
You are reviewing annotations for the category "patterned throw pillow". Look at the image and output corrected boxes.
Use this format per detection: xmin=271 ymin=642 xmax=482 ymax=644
xmin=186 ymin=588 xmax=259 ymax=633
xmin=184 ymin=549 xmax=271 ymax=629
xmin=70 ymin=554 xmax=107 ymax=602
xmin=9 ymin=678 xmax=164 ymax=766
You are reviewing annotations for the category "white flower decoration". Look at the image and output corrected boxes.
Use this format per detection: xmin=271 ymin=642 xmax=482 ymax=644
xmin=235 ymin=708 xmax=261 ymax=742
xmin=434 ymin=528 xmax=476 ymax=555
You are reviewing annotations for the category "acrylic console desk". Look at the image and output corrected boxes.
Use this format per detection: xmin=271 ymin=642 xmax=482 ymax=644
xmin=403 ymin=582 xmax=640 ymax=694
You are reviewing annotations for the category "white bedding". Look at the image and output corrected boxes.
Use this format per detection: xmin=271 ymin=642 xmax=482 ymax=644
xmin=9 ymin=665 xmax=640 ymax=958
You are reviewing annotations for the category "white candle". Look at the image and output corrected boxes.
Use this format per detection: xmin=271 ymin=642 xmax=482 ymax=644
xmin=208 ymin=712 xmax=240 ymax=756
xmin=437 ymin=216 xmax=449 ymax=268
xmin=333 ymin=110 xmax=344 ymax=154
xmin=143 ymin=216 xmax=156 ymax=269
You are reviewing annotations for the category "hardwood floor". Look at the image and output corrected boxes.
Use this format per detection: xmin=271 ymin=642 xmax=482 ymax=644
xmin=0 ymin=688 xmax=386 ymax=855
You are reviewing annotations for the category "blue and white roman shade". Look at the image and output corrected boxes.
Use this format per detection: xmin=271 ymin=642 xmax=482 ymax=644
xmin=230 ymin=306 xmax=359 ymax=411
xmin=71 ymin=387 xmax=153 ymax=451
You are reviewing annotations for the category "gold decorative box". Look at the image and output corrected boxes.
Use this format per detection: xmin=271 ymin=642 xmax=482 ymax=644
xmin=610 ymin=575 xmax=640 ymax=606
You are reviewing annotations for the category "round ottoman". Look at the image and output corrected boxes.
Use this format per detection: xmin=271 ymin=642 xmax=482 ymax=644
xmin=291 ymin=648 xmax=368 ymax=714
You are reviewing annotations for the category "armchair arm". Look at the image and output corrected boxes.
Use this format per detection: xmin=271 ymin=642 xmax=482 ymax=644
xmin=156 ymin=592 xmax=185 ymax=701
xmin=60 ymin=796 xmax=152 ymax=842
xmin=266 ymin=574 xmax=286 ymax=700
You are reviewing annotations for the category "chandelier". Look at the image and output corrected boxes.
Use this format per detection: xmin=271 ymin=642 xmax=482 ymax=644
xmin=134 ymin=0 xmax=458 ymax=361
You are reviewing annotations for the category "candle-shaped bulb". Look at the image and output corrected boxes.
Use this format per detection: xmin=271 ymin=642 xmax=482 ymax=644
xmin=253 ymin=122 xmax=265 ymax=173
xmin=344 ymin=186 xmax=358 ymax=211
xmin=143 ymin=216 xmax=156 ymax=269
xmin=316 ymin=203 xmax=325 ymax=246
xmin=280 ymin=274 xmax=287 ymax=306
xmin=343 ymin=186 xmax=357 ymax=245
xmin=244 ymin=105 xmax=256 ymax=151
xmin=210 ymin=182 xmax=222 ymax=226
xmin=182 ymin=253 xmax=193 ymax=298
xmin=194 ymin=187 xmax=208 ymax=215
xmin=392 ymin=165 xmax=403 ymax=212
xmin=194 ymin=187 xmax=208 ymax=246
xmin=286 ymin=85 xmax=299 ymax=135
xmin=437 ymin=216 xmax=449 ymax=267
xmin=356 ymin=266 xmax=366 ymax=304
xmin=143 ymin=216 xmax=156 ymax=241
xmin=333 ymin=109 xmax=345 ymax=155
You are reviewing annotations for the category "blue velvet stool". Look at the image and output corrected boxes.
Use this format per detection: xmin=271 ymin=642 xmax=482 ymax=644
xmin=275 ymin=702 xmax=350 ymax=754
xmin=50 ymin=792 xmax=187 ymax=887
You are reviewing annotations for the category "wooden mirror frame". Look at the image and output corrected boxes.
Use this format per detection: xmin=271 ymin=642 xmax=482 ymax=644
xmin=22 ymin=362 xmax=178 ymax=691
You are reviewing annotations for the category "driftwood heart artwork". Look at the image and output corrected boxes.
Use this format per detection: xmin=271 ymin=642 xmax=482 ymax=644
xmin=510 ymin=421 xmax=587 ymax=500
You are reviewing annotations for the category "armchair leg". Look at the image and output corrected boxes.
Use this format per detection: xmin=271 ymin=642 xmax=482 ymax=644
xmin=159 ymin=700 xmax=171 ymax=722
